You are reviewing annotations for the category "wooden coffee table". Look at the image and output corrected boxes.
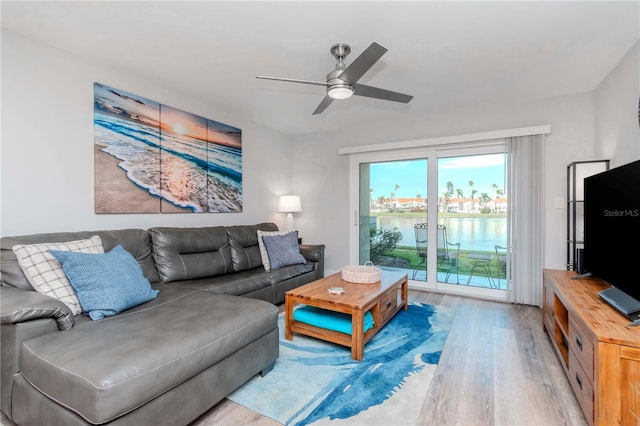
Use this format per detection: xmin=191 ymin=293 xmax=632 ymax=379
xmin=284 ymin=271 xmax=408 ymax=361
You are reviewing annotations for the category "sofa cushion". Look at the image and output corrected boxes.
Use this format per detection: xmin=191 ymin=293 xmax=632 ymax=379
xmin=172 ymin=263 xmax=314 ymax=302
xmin=11 ymin=236 xmax=105 ymax=316
xmin=48 ymin=245 xmax=159 ymax=320
xmin=173 ymin=269 xmax=273 ymax=297
xmin=95 ymin=229 xmax=160 ymax=284
xmin=267 ymin=262 xmax=314 ymax=285
xmin=226 ymin=223 xmax=278 ymax=272
xmin=19 ymin=288 xmax=278 ymax=424
xmin=149 ymin=226 xmax=233 ymax=283
xmin=262 ymin=231 xmax=306 ymax=270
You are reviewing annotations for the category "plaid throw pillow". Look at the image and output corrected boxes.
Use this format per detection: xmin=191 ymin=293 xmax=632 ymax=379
xmin=12 ymin=236 xmax=104 ymax=316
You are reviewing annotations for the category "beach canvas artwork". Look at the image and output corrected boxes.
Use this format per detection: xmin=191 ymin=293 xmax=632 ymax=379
xmin=94 ymin=82 xmax=242 ymax=214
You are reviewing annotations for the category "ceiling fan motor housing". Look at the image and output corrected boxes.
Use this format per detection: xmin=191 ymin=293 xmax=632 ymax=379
xmin=326 ymin=68 xmax=353 ymax=99
xmin=327 ymin=43 xmax=353 ymax=99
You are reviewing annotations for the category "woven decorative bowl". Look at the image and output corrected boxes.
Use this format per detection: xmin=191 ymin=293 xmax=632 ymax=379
xmin=341 ymin=261 xmax=382 ymax=284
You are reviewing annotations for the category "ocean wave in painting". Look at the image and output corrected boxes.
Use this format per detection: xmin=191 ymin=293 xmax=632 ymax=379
xmin=95 ymin=112 xmax=242 ymax=212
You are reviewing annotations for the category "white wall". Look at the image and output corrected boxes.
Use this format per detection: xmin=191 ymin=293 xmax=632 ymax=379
xmin=594 ymin=40 xmax=640 ymax=167
xmin=292 ymin=93 xmax=596 ymax=274
xmin=295 ymin=40 xmax=639 ymax=275
xmin=1 ymin=31 xmax=294 ymax=236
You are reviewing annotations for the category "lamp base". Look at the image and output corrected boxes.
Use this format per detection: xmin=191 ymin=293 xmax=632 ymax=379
xmin=283 ymin=213 xmax=296 ymax=234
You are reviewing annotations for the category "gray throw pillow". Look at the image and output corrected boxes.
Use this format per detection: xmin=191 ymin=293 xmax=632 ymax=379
xmin=257 ymin=229 xmax=288 ymax=271
xmin=261 ymin=231 xmax=306 ymax=270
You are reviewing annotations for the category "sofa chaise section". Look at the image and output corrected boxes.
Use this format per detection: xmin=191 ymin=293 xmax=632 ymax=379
xmin=0 ymin=224 xmax=325 ymax=425
xmin=14 ymin=287 xmax=278 ymax=425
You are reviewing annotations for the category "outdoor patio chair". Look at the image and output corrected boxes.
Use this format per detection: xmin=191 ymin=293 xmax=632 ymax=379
xmin=411 ymin=223 xmax=460 ymax=283
xmin=412 ymin=223 xmax=428 ymax=280
xmin=466 ymin=253 xmax=495 ymax=287
xmin=443 ymin=240 xmax=460 ymax=284
xmin=495 ymin=244 xmax=507 ymax=287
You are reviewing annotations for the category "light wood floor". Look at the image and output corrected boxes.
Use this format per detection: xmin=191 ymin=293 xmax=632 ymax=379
xmin=1 ymin=290 xmax=587 ymax=426
xmin=190 ymin=290 xmax=587 ymax=426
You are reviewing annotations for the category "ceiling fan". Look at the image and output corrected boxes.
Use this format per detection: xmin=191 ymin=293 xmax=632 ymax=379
xmin=256 ymin=42 xmax=414 ymax=115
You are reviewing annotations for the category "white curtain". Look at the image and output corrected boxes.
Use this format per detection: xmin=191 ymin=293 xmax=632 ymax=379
xmin=507 ymin=134 xmax=544 ymax=306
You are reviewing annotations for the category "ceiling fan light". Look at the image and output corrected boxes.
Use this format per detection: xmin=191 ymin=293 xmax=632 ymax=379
xmin=327 ymin=84 xmax=354 ymax=100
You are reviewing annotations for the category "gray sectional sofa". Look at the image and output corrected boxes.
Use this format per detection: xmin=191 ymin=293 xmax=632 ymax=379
xmin=0 ymin=223 xmax=325 ymax=425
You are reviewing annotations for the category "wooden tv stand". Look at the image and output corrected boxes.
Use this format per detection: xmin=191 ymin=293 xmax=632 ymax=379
xmin=542 ymin=269 xmax=640 ymax=425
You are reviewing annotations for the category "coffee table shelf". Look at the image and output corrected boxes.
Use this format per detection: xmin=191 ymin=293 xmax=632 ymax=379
xmin=284 ymin=271 xmax=408 ymax=360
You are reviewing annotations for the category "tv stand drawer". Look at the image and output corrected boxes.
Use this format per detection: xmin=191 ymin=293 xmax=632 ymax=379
xmin=569 ymin=314 xmax=594 ymax=379
xmin=569 ymin=350 xmax=594 ymax=420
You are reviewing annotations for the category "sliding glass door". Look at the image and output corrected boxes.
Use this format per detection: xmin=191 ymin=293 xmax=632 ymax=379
xmin=435 ymin=153 xmax=507 ymax=290
xmin=359 ymin=158 xmax=428 ymax=267
xmin=352 ymin=143 xmax=508 ymax=299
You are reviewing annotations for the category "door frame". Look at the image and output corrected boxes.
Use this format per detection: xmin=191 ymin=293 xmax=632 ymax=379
xmin=348 ymin=141 xmax=509 ymax=301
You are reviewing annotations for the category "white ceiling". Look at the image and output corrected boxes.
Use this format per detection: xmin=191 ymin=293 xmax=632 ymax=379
xmin=2 ymin=1 xmax=639 ymax=139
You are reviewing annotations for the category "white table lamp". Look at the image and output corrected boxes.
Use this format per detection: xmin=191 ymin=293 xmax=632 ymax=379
xmin=278 ymin=195 xmax=301 ymax=233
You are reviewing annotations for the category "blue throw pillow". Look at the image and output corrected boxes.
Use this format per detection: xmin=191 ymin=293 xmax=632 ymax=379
xmin=261 ymin=231 xmax=306 ymax=270
xmin=48 ymin=245 xmax=159 ymax=320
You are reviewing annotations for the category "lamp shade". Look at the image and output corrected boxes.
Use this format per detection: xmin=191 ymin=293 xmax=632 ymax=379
xmin=278 ymin=195 xmax=302 ymax=213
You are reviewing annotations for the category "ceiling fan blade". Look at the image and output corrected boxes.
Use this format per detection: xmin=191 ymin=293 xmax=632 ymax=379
xmin=339 ymin=42 xmax=388 ymax=83
xmin=312 ymin=96 xmax=335 ymax=115
xmin=353 ymin=83 xmax=413 ymax=103
xmin=256 ymin=75 xmax=328 ymax=87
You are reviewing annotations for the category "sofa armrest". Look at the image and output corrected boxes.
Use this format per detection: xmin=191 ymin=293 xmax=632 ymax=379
xmin=0 ymin=286 xmax=74 ymax=330
xmin=299 ymin=244 xmax=325 ymax=263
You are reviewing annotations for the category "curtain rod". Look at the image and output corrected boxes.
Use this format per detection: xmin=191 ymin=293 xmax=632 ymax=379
xmin=337 ymin=125 xmax=551 ymax=155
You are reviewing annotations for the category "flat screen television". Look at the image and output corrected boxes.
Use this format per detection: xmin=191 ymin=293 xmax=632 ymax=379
xmin=584 ymin=159 xmax=640 ymax=311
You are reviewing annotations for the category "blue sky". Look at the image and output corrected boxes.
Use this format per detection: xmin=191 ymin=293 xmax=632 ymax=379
xmin=369 ymin=153 xmax=506 ymax=199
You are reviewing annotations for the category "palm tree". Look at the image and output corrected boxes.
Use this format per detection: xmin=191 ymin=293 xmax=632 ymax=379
xmin=480 ymin=192 xmax=491 ymax=211
xmin=467 ymin=181 xmax=474 ymax=212
xmin=441 ymin=181 xmax=454 ymax=212
xmin=393 ymin=184 xmax=400 ymax=211
xmin=495 ymin=188 xmax=504 ymax=212
xmin=456 ymin=188 xmax=464 ymax=211
xmin=491 ymin=183 xmax=504 ymax=212
xmin=491 ymin=184 xmax=499 ymax=212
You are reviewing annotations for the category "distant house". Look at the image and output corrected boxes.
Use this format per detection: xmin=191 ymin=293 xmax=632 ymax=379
xmin=373 ymin=196 xmax=507 ymax=213
xmin=373 ymin=197 xmax=426 ymax=212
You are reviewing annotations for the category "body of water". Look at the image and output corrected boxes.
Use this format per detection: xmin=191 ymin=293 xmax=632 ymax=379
xmin=372 ymin=215 xmax=507 ymax=253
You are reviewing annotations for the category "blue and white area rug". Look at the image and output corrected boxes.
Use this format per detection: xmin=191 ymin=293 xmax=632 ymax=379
xmin=228 ymin=302 xmax=455 ymax=426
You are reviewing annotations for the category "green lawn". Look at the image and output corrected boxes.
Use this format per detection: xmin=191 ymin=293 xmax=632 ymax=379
xmin=384 ymin=245 xmax=503 ymax=278
xmin=369 ymin=212 xmax=507 ymax=279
